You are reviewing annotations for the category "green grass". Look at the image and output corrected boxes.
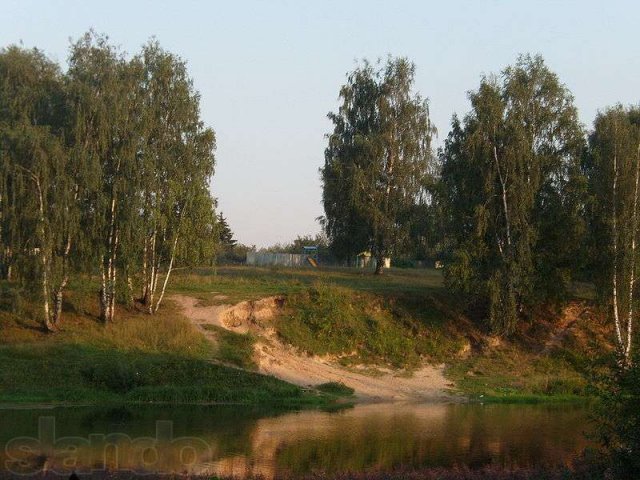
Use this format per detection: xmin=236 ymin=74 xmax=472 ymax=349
xmin=446 ymin=353 xmax=591 ymax=403
xmin=445 ymin=310 xmax=612 ymax=402
xmin=169 ymin=265 xmax=445 ymax=304
xmin=173 ymin=267 xmax=464 ymax=369
xmin=201 ymin=324 xmax=257 ymax=369
xmin=171 ymin=267 xmax=612 ymax=401
xmin=0 ymin=290 xmax=334 ymax=407
xmin=0 ymin=343 xmax=326 ymax=406
xmin=315 ymin=381 xmax=355 ymax=397
xmin=277 ymin=282 xmax=457 ymax=368
xmin=1 ymin=266 xmax=614 ymax=405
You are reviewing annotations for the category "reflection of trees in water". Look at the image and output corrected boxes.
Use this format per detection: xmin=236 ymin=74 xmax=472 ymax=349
xmin=0 ymin=404 xmax=272 ymax=474
xmin=445 ymin=404 xmax=592 ymax=469
xmin=273 ymin=404 xmax=592 ymax=476
xmin=0 ymin=403 xmax=591 ymax=478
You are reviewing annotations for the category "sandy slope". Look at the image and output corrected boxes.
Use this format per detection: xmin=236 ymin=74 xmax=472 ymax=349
xmin=172 ymin=294 xmax=456 ymax=402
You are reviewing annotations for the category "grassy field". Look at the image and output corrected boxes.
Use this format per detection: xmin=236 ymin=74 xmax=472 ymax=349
xmin=0 ymin=280 xmax=345 ymax=406
xmin=170 ymin=265 xmax=444 ymax=303
xmin=0 ymin=265 xmax=613 ymax=404
xmin=171 ymin=265 xmax=611 ymax=401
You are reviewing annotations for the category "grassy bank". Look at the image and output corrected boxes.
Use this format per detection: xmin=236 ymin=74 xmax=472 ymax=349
xmin=170 ymin=266 xmax=611 ymax=402
xmin=0 ymin=284 xmax=344 ymax=407
xmin=1 ymin=266 xmax=612 ymax=404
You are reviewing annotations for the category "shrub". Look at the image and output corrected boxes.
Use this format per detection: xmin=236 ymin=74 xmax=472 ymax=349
xmin=0 ymin=282 xmax=23 ymax=314
xmin=597 ymin=363 xmax=640 ymax=479
xmin=81 ymin=361 xmax=144 ymax=393
xmin=316 ymin=382 xmax=355 ymax=396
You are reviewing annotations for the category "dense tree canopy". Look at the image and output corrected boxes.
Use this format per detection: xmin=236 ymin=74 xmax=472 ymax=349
xmin=0 ymin=33 xmax=217 ymax=329
xmin=586 ymin=106 xmax=640 ymax=365
xmin=439 ymin=54 xmax=586 ymax=334
xmin=0 ymin=46 xmax=70 ymax=330
xmin=321 ymin=57 xmax=436 ymax=273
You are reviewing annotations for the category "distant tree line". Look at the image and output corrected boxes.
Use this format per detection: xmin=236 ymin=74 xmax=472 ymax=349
xmin=261 ymin=233 xmax=327 ymax=253
xmin=321 ymin=54 xmax=640 ymax=356
xmin=0 ymin=32 xmax=218 ymax=330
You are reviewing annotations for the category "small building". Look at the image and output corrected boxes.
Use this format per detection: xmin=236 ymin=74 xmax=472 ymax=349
xmin=356 ymin=252 xmax=390 ymax=269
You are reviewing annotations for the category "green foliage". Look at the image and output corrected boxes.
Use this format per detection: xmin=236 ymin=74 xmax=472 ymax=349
xmin=262 ymin=233 xmax=328 ymax=254
xmin=440 ymin=54 xmax=586 ymax=334
xmin=202 ymin=324 xmax=257 ymax=369
xmin=0 ymin=33 xmax=218 ymax=326
xmin=278 ymin=282 xmax=434 ymax=368
xmin=596 ymin=364 xmax=640 ymax=478
xmin=321 ymin=57 xmax=436 ymax=271
xmin=0 ymin=282 xmax=23 ymax=314
xmin=0 ymin=45 xmax=77 ymax=329
xmin=217 ymin=212 xmax=237 ymax=249
xmin=585 ymin=105 xmax=640 ymax=362
xmin=81 ymin=360 xmax=144 ymax=394
xmin=316 ymin=381 xmax=355 ymax=396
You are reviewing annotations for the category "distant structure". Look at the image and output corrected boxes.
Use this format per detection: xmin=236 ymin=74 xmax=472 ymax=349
xmin=356 ymin=251 xmax=390 ymax=269
xmin=246 ymin=246 xmax=320 ymax=268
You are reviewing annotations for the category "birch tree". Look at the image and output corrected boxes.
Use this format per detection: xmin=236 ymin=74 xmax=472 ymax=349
xmin=321 ymin=57 xmax=435 ymax=273
xmin=587 ymin=106 xmax=640 ymax=366
xmin=137 ymin=41 xmax=216 ymax=313
xmin=440 ymin=54 xmax=585 ymax=334
xmin=67 ymin=33 xmax=144 ymax=323
xmin=0 ymin=34 xmax=217 ymax=325
xmin=0 ymin=46 xmax=76 ymax=330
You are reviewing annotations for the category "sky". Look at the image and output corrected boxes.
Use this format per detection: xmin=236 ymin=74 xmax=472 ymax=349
xmin=2 ymin=0 xmax=639 ymax=247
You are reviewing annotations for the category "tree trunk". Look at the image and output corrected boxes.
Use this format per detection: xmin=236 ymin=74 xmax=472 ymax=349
xmin=51 ymin=279 xmax=67 ymax=326
xmin=107 ymin=230 xmax=118 ymax=323
xmin=99 ymin=265 xmax=108 ymax=322
xmin=623 ymin=143 xmax=640 ymax=365
xmin=154 ymin=235 xmax=179 ymax=313
xmin=126 ymin=274 xmax=134 ymax=308
xmin=146 ymin=230 xmax=157 ymax=313
xmin=101 ymin=193 xmax=119 ymax=323
xmin=51 ymin=233 xmax=72 ymax=326
xmin=611 ymin=150 xmax=626 ymax=360
xmin=493 ymin=146 xmax=512 ymax=254
xmin=374 ymin=252 xmax=385 ymax=275
xmin=33 ymin=174 xmax=53 ymax=332
xmin=141 ymin=236 xmax=148 ymax=301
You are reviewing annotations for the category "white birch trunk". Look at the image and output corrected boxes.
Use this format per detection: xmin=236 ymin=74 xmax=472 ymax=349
xmin=611 ymin=151 xmax=625 ymax=355
xmin=108 ymin=229 xmax=118 ymax=322
xmin=141 ymin=236 xmax=148 ymax=301
xmin=154 ymin=234 xmax=179 ymax=313
xmin=52 ymin=232 xmax=72 ymax=326
xmin=100 ymin=265 xmax=108 ymax=322
xmin=625 ymin=144 xmax=640 ymax=363
xmin=36 ymin=180 xmax=53 ymax=332
xmin=147 ymin=230 xmax=157 ymax=313
xmin=493 ymin=145 xmax=512 ymax=251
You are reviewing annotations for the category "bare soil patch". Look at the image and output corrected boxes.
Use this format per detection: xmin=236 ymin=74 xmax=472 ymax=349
xmin=172 ymin=294 xmax=456 ymax=402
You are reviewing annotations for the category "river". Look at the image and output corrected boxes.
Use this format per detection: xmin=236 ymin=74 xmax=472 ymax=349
xmin=0 ymin=402 xmax=593 ymax=478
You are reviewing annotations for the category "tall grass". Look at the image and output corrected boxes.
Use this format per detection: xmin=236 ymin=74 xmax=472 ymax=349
xmin=277 ymin=282 xmax=457 ymax=368
xmin=201 ymin=324 xmax=257 ymax=369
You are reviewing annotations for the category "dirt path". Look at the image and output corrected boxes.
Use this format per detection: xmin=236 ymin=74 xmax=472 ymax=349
xmin=171 ymin=294 xmax=456 ymax=402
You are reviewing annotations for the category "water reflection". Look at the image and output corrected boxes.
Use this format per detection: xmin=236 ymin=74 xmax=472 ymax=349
xmin=0 ymin=403 xmax=592 ymax=478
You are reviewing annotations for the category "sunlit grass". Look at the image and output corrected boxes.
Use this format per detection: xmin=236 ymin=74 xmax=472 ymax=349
xmin=0 ymin=288 xmax=328 ymax=406
xmin=0 ymin=265 xmax=613 ymax=404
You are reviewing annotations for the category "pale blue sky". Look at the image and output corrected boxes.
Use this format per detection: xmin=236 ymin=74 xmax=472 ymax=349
xmin=2 ymin=0 xmax=638 ymax=246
